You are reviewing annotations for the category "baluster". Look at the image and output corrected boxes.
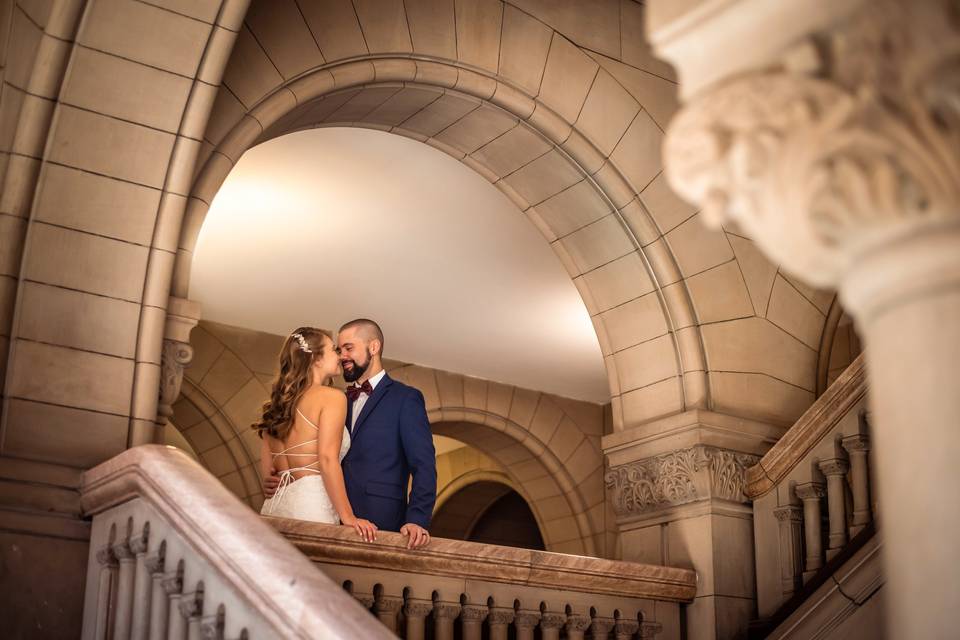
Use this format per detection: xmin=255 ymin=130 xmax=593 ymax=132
xmin=145 ymin=548 xmax=167 ymax=640
xmin=200 ymin=604 xmax=225 ymax=640
xmin=432 ymin=602 xmax=460 ymax=640
xmin=373 ymin=595 xmax=402 ymax=634
xmin=842 ymin=434 xmax=873 ymax=535
xmin=819 ymin=458 xmax=850 ymax=559
xmin=178 ymin=585 xmax=204 ymax=640
xmin=795 ymin=482 xmax=827 ymax=581
xmin=540 ymin=612 xmax=566 ymax=640
xmin=590 ymin=617 xmax=616 ymax=640
xmin=566 ymin=615 xmax=591 ymax=640
xmin=774 ymin=504 xmax=803 ymax=598
xmin=615 ymin=619 xmax=639 ymax=640
xmin=112 ymin=536 xmax=137 ymax=640
xmin=460 ymin=605 xmax=487 ymax=640
xmin=487 ymin=606 xmax=514 ymax=640
xmin=403 ymin=598 xmax=433 ymax=640
xmin=130 ymin=525 xmax=151 ymax=640
xmin=639 ymin=621 xmax=662 ymax=638
xmin=514 ymin=610 xmax=541 ymax=640
xmin=94 ymin=544 xmax=118 ymax=640
xmin=163 ymin=568 xmax=185 ymax=640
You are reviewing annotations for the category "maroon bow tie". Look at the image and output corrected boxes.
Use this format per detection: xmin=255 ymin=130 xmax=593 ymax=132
xmin=346 ymin=380 xmax=373 ymax=402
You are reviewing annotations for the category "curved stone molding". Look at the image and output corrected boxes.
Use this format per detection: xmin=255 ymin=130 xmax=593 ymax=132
xmin=745 ymin=354 xmax=866 ymax=498
xmin=605 ymin=444 xmax=758 ymax=518
xmin=663 ymin=0 xmax=960 ymax=289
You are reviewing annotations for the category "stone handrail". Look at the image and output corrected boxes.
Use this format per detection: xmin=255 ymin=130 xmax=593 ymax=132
xmin=270 ymin=518 xmax=696 ymax=639
xmin=745 ymin=354 xmax=867 ymax=499
xmin=79 ymin=445 xmax=391 ymax=639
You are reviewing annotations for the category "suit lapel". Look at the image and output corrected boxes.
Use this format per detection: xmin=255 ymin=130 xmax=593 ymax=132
xmin=352 ymin=374 xmax=393 ymax=438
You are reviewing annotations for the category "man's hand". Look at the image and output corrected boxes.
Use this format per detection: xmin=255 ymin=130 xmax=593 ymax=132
xmin=400 ymin=523 xmax=431 ymax=549
xmin=262 ymin=469 xmax=280 ymax=498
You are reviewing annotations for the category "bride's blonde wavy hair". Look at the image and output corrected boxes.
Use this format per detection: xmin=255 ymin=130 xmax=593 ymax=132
xmin=252 ymin=327 xmax=332 ymax=440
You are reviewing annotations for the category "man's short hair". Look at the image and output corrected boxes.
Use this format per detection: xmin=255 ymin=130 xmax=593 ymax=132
xmin=339 ymin=318 xmax=385 ymax=353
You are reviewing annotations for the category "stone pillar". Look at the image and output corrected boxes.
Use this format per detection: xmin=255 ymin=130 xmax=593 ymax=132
xmin=373 ymin=595 xmax=402 ymax=633
xmin=514 ymin=610 xmax=541 ymax=640
xmin=615 ymin=619 xmax=640 ymax=640
xmin=590 ymin=616 xmax=616 ymax=640
xmin=566 ymin=615 xmax=592 ymax=640
xmin=540 ymin=612 xmax=566 ymax=640
xmin=795 ymin=482 xmax=826 ymax=580
xmin=403 ymin=599 xmax=433 ymax=640
xmin=818 ymin=458 xmax=850 ymax=559
xmin=773 ymin=505 xmax=803 ymax=599
xmin=604 ymin=419 xmax=766 ymax=639
xmin=842 ymin=433 xmax=873 ymax=535
xmin=111 ymin=538 xmax=136 ymax=640
xmin=128 ymin=527 xmax=151 ymax=640
xmin=145 ymin=552 xmax=168 ymax=640
xmin=488 ymin=606 xmax=514 ymax=640
xmin=461 ymin=605 xmax=488 ymax=640
xmin=162 ymin=570 xmax=185 ymax=640
xmin=179 ymin=586 xmax=204 ymax=640
xmin=93 ymin=545 xmax=118 ymax=640
xmin=650 ymin=1 xmax=960 ymax=635
xmin=432 ymin=602 xmax=460 ymax=640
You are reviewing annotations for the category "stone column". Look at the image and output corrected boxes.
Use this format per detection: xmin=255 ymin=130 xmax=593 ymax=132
xmin=615 ymin=619 xmax=640 ymax=640
xmin=773 ymin=505 xmax=803 ymax=599
xmin=93 ymin=545 xmax=118 ymax=640
xmin=162 ymin=570 xmax=185 ymax=640
xmin=795 ymin=482 xmax=826 ymax=580
xmin=818 ymin=458 xmax=850 ymax=559
xmin=640 ymin=621 xmax=663 ymax=639
xmin=540 ymin=612 xmax=566 ymax=640
xmin=432 ymin=602 xmax=460 ymax=640
xmin=566 ymin=614 xmax=592 ymax=640
xmin=145 ymin=552 xmax=168 ymax=640
xmin=179 ymin=586 xmax=204 ymax=640
xmin=373 ymin=595 xmax=402 ymax=633
xmin=651 ymin=1 xmax=960 ymax=635
xmin=514 ymin=610 xmax=541 ymax=640
xmin=842 ymin=433 xmax=873 ymax=535
xmin=461 ymin=605 xmax=488 ymax=640
xmin=111 ymin=538 xmax=136 ymax=640
xmin=128 ymin=527 xmax=151 ymax=640
xmin=403 ymin=599 xmax=433 ymax=640
xmin=590 ymin=617 xmax=616 ymax=640
xmin=487 ymin=606 xmax=514 ymax=640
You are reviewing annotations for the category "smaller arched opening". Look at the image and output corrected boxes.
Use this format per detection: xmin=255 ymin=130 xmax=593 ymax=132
xmin=432 ymin=479 xmax=545 ymax=550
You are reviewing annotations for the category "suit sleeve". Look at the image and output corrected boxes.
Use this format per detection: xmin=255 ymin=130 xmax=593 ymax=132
xmin=399 ymin=388 xmax=437 ymax=529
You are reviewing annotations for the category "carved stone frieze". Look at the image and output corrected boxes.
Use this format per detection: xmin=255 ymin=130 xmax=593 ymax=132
xmin=663 ymin=0 xmax=960 ymax=287
xmin=566 ymin=615 xmax=591 ymax=632
xmin=605 ymin=445 xmax=758 ymax=517
xmin=487 ymin=607 xmax=515 ymax=626
xmin=403 ymin=599 xmax=434 ymax=619
xmin=540 ymin=612 xmax=567 ymax=629
xmin=514 ymin=610 xmax=541 ymax=629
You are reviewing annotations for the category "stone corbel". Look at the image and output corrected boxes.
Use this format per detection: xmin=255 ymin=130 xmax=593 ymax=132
xmin=158 ymin=296 xmax=201 ymax=422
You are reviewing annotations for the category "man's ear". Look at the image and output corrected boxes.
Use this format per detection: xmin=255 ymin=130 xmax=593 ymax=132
xmin=370 ymin=339 xmax=382 ymax=357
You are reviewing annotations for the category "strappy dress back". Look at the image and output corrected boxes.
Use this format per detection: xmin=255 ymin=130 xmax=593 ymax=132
xmin=260 ymin=407 xmax=351 ymax=523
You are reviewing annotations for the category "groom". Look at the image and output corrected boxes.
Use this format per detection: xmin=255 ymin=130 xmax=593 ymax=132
xmin=263 ymin=319 xmax=437 ymax=549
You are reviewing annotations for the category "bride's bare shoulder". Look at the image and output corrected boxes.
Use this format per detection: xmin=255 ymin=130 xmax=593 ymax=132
xmin=302 ymin=385 xmax=346 ymax=406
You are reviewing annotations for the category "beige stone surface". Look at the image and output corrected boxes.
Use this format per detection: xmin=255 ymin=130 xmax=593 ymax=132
xmin=608 ymin=110 xmax=663 ymax=193
xmin=454 ymin=0 xmax=502 ymax=73
xmin=470 ymin=124 xmax=551 ymax=178
xmin=400 ymin=93 xmax=479 ymax=137
xmin=576 ymin=70 xmax=640 ymax=156
xmin=405 ymin=0 xmax=458 ymax=59
xmin=435 ymin=104 xmax=516 ymax=155
xmin=559 ymin=215 xmax=635 ymax=274
xmin=354 ymin=0 xmax=414 ymax=53
xmin=298 ymin=0 xmax=369 ymax=61
xmin=503 ymin=148 xmax=582 ymax=207
xmin=580 ymin=251 xmax=655 ymax=313
xmin=530 ymin=179 xmax=610 ymax=238
xmin=245 ymin=0 xmax=325 ymax=78
xmin=686 ymin=261 xmax=754 ymax=324
xmin=498 ymin=4 xmax=553 ymax=95
xmin=665 ymin=213 xmax=733 ymax=278
xmin=599 ymin=291 xmax=669 ymax=353
xmin=538 ymin=35 xmax=599 ymax=124
xmin=366 ymin=87 xmax=443 ymax=128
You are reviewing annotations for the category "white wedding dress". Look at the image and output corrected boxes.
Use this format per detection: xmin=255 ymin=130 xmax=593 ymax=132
xmin=260 ymin=408 xmax=351 ymax=524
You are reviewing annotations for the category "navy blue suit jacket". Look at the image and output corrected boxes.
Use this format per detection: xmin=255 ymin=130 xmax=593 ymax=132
xmin=342 ymin=374 xmax=437 ymax=532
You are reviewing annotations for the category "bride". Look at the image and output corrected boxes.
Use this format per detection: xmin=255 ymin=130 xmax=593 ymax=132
xmin=252 ymin=327 xmax=378 ymax=542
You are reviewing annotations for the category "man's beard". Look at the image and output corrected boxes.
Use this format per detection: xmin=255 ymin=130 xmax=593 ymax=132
xmin=342 ymin=350 xmax=371 ymax=382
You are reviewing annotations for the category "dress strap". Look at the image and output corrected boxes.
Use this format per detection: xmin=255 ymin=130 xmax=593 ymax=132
xmin=296 ymin=408 xmax=320 ymax=430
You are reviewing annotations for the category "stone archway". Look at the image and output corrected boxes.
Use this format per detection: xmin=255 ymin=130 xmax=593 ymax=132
xmin=431 ymin=478 xmax=546 ymax=550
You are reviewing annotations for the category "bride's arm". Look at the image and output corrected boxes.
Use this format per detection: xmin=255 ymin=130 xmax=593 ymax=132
xmin=312 ymin=388 xmax=377 ymax=540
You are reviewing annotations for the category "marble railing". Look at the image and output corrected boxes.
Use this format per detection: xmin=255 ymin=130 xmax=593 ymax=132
xmin=269 ymin=518 xmax=696 ymax=640
xmin=78 ymin=445 xmax=391 ymax=639
xmin=746 ymin=355 xmax=877 ymax=620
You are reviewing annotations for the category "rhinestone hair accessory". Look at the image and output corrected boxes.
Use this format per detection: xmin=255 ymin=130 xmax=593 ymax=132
xmin=291 ymin=332 xmax=312 ymax=354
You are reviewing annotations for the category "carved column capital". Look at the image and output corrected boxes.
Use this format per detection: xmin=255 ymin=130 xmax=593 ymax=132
xmin=95 ymin=544 xmax=117 ymax=567
xmin=566 ymin=615 xmax=592 ymax=632
xmin=640 ymin=621 xmax=663 ymax=638
xmin=774 ymin=504 xmax=804 ymax=523
xmin=514 ymin=610 xmax=541 ymax=629
xmin=145 ymin=552 xmax=165 ymax=574
xmin=111 ymin=540 xmax=134 ymax=562
xmin=129 ymin=526 xmax=149 ymax=556
xmin=795 ymin=481 xmax=827 ymax=501
xmin=662 ymin=0 xmax=960 ymax=290
xmin=842 ymin=433 xmax=871 ymax=454
xmin=178 ymin=589 xmax=204 ymax=619
xmin=460 ymin=605 xmax=488 ymax=622
xmin=432 ymin=602 xmax=461 ymax=620
xmin=157 ymin=296 xmax=201 ymax=422
xmin=488 ymin=607 xmax=515 ymax=626
xmin=373 ymin=595 xmax=403 ymax=614
xmin=161 ymin=571 xmax=183 ymax=595
xmin=819 ymin=458 xmax=850 ymax=477
xmin=540 ymin=612 xmax=567 ymax=629
xmin=615 ymin=619 xmax=640 ymax=638
xmin=591 ymin=617 xmax=616 ymax=634
xmin=403 ymin=598 xmax=434 ymax=619
xmin=605 ymin=444 xmax=758 ymax=518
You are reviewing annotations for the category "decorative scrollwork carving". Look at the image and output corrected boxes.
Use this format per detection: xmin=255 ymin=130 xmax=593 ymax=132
xmin=663 ymin=0 xmax=960 ymax=287
xmin=605 ymin=445 xmax=758 ymax=517
xmin=158 ymin=339 xmax=194 ymax=420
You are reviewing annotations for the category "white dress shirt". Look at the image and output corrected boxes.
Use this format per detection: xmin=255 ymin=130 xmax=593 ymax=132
xmin=350 ymin=369 xmax=386 ymax=431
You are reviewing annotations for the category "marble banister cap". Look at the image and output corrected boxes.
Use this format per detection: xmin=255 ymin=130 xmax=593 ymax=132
xmin=81 ymin=445 xmax=392 ymax=640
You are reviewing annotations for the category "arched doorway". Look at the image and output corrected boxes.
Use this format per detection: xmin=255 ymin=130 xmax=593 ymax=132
xmin=432 ymin=480 xmax=545 ymax=550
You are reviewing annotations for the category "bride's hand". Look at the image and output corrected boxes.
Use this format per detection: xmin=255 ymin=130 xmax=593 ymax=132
xmin=343 ymin=516 xmax=378 ymax=542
